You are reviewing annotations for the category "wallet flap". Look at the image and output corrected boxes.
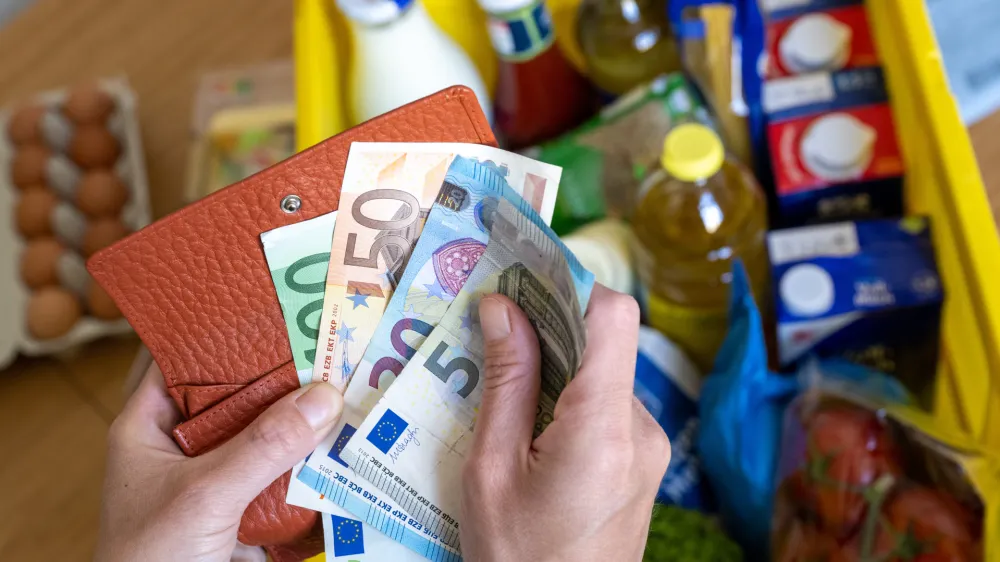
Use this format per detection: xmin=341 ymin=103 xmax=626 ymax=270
xmin=88 ymin=87 xmax=496 ymax=415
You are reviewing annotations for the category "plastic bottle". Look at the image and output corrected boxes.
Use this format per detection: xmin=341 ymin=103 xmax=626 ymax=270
xmin=632 ymin=123 xmax=769 ymax=372
xmin=577 ymin=0 xmax=683 ymax=97
xmin=478 ymin=0 xmax=595 ymax=149
xmin=339 ymin=0 xmax=492 ymax=124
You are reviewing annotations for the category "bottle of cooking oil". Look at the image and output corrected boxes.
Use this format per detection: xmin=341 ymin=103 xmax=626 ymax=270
xmin=632 ymin=123 xmax=769 ymax=372
xmin=577 ymin=0 xmax=683 ymax=97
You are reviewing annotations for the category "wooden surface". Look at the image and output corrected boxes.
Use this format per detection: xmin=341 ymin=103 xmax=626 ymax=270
xmin=0 ymin=1 xmax=294 ymax=559
xmin=0 ymin=1 xmax=998 ymax=561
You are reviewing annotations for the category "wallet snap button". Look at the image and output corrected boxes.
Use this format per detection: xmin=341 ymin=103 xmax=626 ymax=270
xmin=280 ymin=195 xmax=302 ymax=214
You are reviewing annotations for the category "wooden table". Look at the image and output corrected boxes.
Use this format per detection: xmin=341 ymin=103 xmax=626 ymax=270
xmin=0 ymin=1 xmax=997 ymax=560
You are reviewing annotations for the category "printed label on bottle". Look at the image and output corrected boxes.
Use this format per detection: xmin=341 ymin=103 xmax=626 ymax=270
xmin=644 ymin=290 xmax=729 ymax=372
xmin=486 ymin=1 xmax=555 ymax=62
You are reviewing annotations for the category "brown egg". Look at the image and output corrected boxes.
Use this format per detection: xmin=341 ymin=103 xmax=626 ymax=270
xmin=87 ymin=283 xmax=122 ymax=320
xmin=82 ymin=217 xmax=129 ymax=256
xmin=69 ymin=126 xmax=120 ymax=168
xmin=76 ymin=169 xmax=129 ymax=217
xmin=7 ymin=105 xmax=46 ymax=145
xmin=16 ymin=187 xmax=59 ymax=238
xmin=20 ymin=238 xmax=65 ymax=289
xmin=63 ymin=85 xmax=115 ymax=125
xmin=26 ymin=287 xmax=82 ymax=340
xmin=11 ymin=145 xmax=51 ymax=188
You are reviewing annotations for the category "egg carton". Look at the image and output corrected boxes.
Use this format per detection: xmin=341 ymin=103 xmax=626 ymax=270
xmin=0 ymin=76 xmax=151 ymax=370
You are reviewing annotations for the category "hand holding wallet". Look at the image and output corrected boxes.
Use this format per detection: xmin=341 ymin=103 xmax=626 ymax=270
xmin=87 ymin=87 xmax=497 ymax=561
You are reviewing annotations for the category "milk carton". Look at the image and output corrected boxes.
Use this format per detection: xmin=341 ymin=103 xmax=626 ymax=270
xmin=769 ymin=217 xmax=943 ymax=406
xmin=633 ymin=326 xmax=714 ymax=511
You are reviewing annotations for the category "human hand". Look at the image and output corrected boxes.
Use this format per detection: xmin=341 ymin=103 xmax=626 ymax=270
xmin=95 ymin=363 xmax=343 ymax=562
xmin=460 ymin=285 xmax=670 ymax=562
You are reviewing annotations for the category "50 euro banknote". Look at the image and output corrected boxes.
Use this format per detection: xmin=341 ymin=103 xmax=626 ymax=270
xmin=336 ymin=196 xmax=595 ymax=548
xmin=310 ymin=143 xmax=560 ymax=391
xmin=296 ymin=156 xmax=555 ymax=560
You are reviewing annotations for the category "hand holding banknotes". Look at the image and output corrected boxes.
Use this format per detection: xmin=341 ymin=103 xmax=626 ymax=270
xmin=94 ymin=362 xmax=344 ymax=562
xmin=460 ymin=286 xmax=671 ymax=562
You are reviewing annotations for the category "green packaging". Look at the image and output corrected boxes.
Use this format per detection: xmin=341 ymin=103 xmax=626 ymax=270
xmin=522 ymin=73 xmax=710 ymax=234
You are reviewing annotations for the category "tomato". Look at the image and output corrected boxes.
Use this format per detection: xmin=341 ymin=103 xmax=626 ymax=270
xmin=802 ymin=405 xmax=901 ymax=538
xmin=873 ymin=487 xmax=979 ymax=562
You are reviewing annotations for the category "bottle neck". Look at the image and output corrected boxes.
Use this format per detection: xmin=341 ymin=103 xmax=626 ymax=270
xmin=485 ymin=0 xmax=556 ymax=63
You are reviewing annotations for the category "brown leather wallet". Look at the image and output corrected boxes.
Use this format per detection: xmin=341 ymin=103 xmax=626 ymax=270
xmin=87 ymin=87 xmax=496 ymax=561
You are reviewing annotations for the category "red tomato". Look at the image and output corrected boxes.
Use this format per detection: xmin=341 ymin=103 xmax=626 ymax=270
xmin=874 ymin=487 xmax=979 ymax=562
xmin=803 ymin=405 xmax=901 ymax=537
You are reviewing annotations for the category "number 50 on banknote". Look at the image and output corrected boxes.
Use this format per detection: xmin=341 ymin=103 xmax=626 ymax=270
xmin=311 ymin=143 xmax=560 ymax=391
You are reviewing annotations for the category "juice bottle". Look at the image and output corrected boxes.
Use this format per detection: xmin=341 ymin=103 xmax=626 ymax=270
xmin=576 ymin=0 xmax=683 ymax=97
xmin=478 ymin=0 xmax=595 ymax=148
xmin=340 ymin=0 xmax=492 ymax=124
xmin=633 ymin=123 xmax=769 ymax=372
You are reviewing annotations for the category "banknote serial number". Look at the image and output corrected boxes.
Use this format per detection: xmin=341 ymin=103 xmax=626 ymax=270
xmin=363 ymin=456 xmax=454 ymax=529
xmin=319 ymin=464 xmax=439 ymax=537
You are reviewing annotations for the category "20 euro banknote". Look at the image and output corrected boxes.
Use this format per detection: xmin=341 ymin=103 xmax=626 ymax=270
xmin=337 ymin=195 xmax=594 ymax=547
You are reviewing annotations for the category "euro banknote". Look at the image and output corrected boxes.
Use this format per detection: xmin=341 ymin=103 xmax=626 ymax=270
xmin=264 ymin=211 xmax=459 ymax=560
xmin=297 ymin=156 xmax=557 ymax=560
xmin=286 ymin=460 xmax=428 ymax=561
xmin=261 ymin=211 xmax=338 ymax=386
xmin=338 ymin=196 xmax=595 ymax=547
xmin=310 ymin=143 xmax=560 ymax=391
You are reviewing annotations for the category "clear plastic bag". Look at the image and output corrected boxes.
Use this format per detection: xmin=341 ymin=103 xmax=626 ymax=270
xmin=772 ymin=381 xmax=993 ymax=561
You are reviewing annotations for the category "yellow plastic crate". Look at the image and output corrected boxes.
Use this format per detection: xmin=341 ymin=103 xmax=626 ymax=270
xmin=293 ymin=0 xmax=1000 ymax=484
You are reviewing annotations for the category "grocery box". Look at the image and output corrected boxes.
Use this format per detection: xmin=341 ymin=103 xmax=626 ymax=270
xmin=292 ymin=0 xmax=1000 ymax=457
xmin=0 ymin=77 xmax=152 ymax=369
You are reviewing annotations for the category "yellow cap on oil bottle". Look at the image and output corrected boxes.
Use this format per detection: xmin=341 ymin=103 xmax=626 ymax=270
xmin=661 ymin=123 xmax=725 ymax=182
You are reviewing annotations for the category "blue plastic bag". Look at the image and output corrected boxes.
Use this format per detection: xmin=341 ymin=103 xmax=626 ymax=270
xmin=696 ymin=263 xmax=799 ymax=559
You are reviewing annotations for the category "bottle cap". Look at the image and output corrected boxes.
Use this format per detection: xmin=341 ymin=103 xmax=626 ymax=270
xmin=338 ymin=0 xmax=414 ymax=26
xmin=661 ymin=123 xmax=724 ymax=182
xmin=779 ymin=13 xmax=852 ymax=73
xmin=800 ymin=112 xmax=877 ymax=181
xmin=780 ymin=263 xmax=835 ymax=317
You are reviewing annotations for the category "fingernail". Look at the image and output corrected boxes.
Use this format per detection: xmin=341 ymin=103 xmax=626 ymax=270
xmin=480 ymin=297 xmax=511 ymax=342
xmin=296 ymin=384 xmax=343 ymax=431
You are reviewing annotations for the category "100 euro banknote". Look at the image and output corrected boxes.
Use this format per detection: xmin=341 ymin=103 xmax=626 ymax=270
xmin=336 ymin=196 xmax=595 ymax=547
xmin=262 ymin=211 xmax=338 ymax=386
xmin=310 ymin=143 xmax=560 ymax=391
xmin=297 ymin=157 xmax=556 ymax=560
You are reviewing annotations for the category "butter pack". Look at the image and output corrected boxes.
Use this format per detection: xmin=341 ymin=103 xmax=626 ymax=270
xmin=768 ymin=217 xmax=943 ymax=407
xmin=764 ymin=67 xmax=904 ymax=226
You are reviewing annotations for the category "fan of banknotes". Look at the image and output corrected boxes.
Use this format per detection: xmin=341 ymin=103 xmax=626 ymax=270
xmin=261 ymin=143 xmax=595 ymax=561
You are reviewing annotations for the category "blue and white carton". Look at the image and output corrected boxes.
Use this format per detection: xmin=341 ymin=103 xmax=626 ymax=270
xmin=633 ymin=326 xmax=714 ymax=510
xmin=769 ymin=217 xmax=943 ymax=406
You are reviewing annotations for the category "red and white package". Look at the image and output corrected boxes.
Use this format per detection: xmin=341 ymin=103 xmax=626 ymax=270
xmin=766 ymin=5 xmax=880 ymax=79
xmin=767 ymin=104 xmax=904 ymax=196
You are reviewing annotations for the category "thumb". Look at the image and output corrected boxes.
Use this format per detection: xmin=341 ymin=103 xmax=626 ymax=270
xmin=195 ymin=383 xmax=343 ymax=512
xmin=472 ymin=295 xmax=541 ymax=467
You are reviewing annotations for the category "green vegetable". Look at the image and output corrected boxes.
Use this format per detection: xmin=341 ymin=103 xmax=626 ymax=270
xmin=643 ymin=504 xmax=742 ymax=562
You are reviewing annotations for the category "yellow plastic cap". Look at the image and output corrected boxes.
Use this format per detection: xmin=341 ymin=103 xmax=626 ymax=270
xmin=661 ymin=123 xmax=725 ymax=181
